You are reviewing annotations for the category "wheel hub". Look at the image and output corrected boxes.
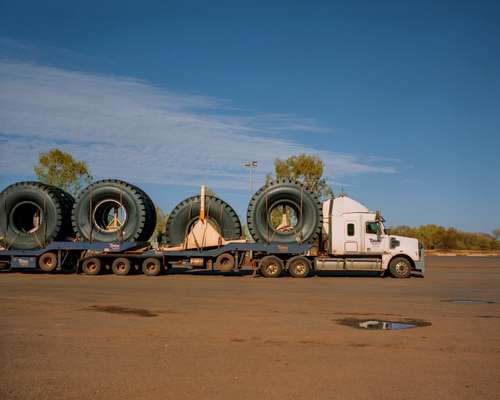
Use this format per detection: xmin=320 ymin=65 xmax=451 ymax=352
xmin=395 ymin=262 xmax=407 ymax=274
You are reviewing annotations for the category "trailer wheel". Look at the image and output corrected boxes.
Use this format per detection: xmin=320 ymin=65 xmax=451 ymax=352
xmin=38 ymin=252 xmax=58 ymax=273
xmin=112 ymin=257 xmax=131 ymax=276
xmin=287 ymin=256 xmax=311 ymax=278
xmin=259 ymin=255 xmax=284 ymax=278
xmin=214 ymin=253 xmax=235 ymax=273
xmin=165 ymin=195 xmax=241 ymax=246
xmin=142 ymin=258 xmax=162 ymax=276
xmin=389 ymin=257 xmax=412 ymax=278
xmin=82 ymin=258 xmax=101 ymax=275
xmin=247 ymin=179 xmax=322 ymax=244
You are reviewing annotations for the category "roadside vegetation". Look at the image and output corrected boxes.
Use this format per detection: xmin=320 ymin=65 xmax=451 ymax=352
xmin=389 ymin=225 xmax=500 ymax=251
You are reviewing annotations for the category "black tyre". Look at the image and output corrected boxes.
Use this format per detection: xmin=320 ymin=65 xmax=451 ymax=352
xmin=111 ymin=257 xmax=131 ymax=276
xmin=142 ymin=257 xmax=162 ymax=276
xmin=259 ymin=255 xmax=284 ymax=278
xmin=165 ymin=195 xmax=241 ymax=246
xmin=82 ymin=258 xmax=101 ymax=275
xmin=0 ymin=181 xmax=70 ymax=249
xmin=72 ymin=180 xmax=156 ymax=243
xmin=38 ymin=252 xmax=58 ymax=272
xmin=49 ymin=186 xmax=76 ymax=239
xmin=389 ymin=257 xmax=412 ymax=278
xmin=247 ymin=179 xmax=322 ymax=244
xmin=287 ymin=256 xmax=311 ymax=278
xmin=214 ymin=253 xmax=235 ymax=272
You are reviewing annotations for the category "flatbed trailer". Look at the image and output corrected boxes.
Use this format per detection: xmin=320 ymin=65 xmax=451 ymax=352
xmin=0 ymin=241 xmax=314 ymax=277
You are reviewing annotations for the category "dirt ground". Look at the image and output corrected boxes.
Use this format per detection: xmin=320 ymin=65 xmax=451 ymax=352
xmin=1 ymin=257 xmax=499 ymax=400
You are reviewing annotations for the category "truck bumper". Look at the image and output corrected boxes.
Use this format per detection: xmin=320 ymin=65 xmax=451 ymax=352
xmin=413 ymin=249 xmax=425 ymax=277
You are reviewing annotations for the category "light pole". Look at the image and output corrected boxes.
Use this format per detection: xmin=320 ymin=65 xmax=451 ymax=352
xmin=243 ymin=161 xmax=258 ymax=196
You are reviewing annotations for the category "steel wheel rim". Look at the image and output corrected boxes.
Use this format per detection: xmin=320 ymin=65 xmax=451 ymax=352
xmin=294 ymin=262 xmax=307 ymax=275
xmin=43 ymin=256 xmax=54 ymax=268
xmin=395 ymin=261 xmax=408 ymax=274
xmin=266 ymin=263 xmax=278 ymax=275
xmin=146 ymin=262 xmax=156 ymax=272
xmin=116 ymin=262 xmax=127 ymax=272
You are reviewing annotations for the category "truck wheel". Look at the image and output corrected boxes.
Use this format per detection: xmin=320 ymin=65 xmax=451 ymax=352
xmin=38 ymin=252 xmax=58 ymax=272
xmin=0 ymin=181 xmax=71 ymax=249
xmin=112 ymin=257 xmax=131 ymax=276
xmin=142 ymin=258 xmax=162 ymax=276
xmin=82 ymin=258 xmax=101 ymax=275
xmin=287 ymin=256 xmax=311 ymax=278
xmin=72 ymin=180 xmax=156 ymax=243
xmin=259 ymin=255 xmax=284 ymax=278
xmin=165 ymin=195 xmax=241 ymax=246
xmin=215 ymin=253 xmax=235 ymax=273
xmin=247 ymin=179 xmax=322 ymax=244
xmin=389 ymin=257 xmax=412 ymax=278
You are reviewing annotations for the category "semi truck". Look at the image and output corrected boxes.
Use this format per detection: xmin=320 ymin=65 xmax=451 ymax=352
xmin=0 ymin=179 xmax=424 ymax=278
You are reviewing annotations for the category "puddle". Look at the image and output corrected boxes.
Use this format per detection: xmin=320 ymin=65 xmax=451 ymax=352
xmin=86 ymin=305 xmax=157 ymax=317
xmin=443 ymin=299 xmax=495 ymax=304
xmin=338 ymin=318 xmax=431 ymax=330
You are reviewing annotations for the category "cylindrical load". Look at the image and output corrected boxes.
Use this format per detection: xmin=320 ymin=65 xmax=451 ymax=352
xmin=0 ymin=181 xmax=74 ymax=249
xmin=72 ymin=179 xmax=156 ymax=242
xmin=165 ymin=195 xmax=242 ymax=246
xmin=246 ymin=179 xmax=323 ymax=244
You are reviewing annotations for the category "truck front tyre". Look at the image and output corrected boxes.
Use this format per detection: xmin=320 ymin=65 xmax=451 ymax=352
xmin=38 ymin=252 xmax=58 ymax=272
xmin=142 ymin=258 xmax=162 ymax=276
xmin=259 ymin=256 xmax=284 ymax=278
xmin=82 ymin=258 xmax=101 ymax=275
xmin=287 ymin=256 xmax=311 ymax=278
xmin=389 ymin=257 xmax=412 ymax=278
xmin=112 ymin=257 xmax=131 ymax=276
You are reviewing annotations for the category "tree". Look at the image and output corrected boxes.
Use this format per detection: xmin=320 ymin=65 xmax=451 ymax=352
xmin=34 ymin=148 xmax=92 ymax=196
xmin=151 ymin=206 xmax=168 ymax=244
xmin=272 ymin=154 xmax=333 ymax=200
xmin=493 ymin=228 xmax=500 ymax=241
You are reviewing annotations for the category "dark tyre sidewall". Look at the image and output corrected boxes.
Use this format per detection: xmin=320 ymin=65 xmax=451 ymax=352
xmin=166 ymin=196 xmax=241 ymax=246
xmin=0 ymin=183 xmax=60 ymax=250
xmin=247 ymin=182 xmax=322 ymax=244
xmin=74 ymin=183 xmax=145 ymax=242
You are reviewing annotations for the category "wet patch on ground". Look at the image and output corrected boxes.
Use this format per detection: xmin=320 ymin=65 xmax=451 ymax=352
xmin=337 ymin=318 xmax=431 ymax=330
xmin=442 ymin=299 xmax=495 ymax=304
xmin=85 ymin=305 xmax=157 ymax=317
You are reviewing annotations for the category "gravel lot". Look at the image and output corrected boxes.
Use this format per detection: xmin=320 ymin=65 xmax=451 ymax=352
xmin=1 ymin=256 xmax=499 ymax=400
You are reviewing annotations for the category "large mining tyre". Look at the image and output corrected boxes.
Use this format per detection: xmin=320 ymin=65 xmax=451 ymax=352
xmin=165 ymin=195 xmax=242 ymax=246
xmin=72 ymin=179 xmax=156 ymax=242
xmin=0 ymin=181 xmax=73 ymax=249
xmin=246 ymin=179 xmax=323 ymax=244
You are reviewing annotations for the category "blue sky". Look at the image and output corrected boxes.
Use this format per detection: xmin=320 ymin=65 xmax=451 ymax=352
xmin=0 ymin=0 xmax=499 ymax=233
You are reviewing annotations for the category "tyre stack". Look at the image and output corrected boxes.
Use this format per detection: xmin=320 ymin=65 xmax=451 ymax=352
xmin=0 ymin=181 xmax=75 ymax=250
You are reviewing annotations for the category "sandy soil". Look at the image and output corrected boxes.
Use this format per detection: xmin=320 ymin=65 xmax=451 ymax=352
xmin=1 ymin=256 xmax=499 ymax=400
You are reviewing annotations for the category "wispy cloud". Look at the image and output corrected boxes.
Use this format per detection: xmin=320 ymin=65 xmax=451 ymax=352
xmin=0 ymin=59 xmax=396 ymax=190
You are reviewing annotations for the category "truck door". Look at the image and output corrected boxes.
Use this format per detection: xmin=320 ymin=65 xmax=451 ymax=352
xmin=364 ymin=220 xmax=383 ymax=254
xmin=344 ymin=220 xmax=359 ymax=252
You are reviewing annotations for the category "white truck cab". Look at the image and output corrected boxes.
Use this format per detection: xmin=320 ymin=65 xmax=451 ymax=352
xmin=316 ymin=195 xmax=425 ymax=277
